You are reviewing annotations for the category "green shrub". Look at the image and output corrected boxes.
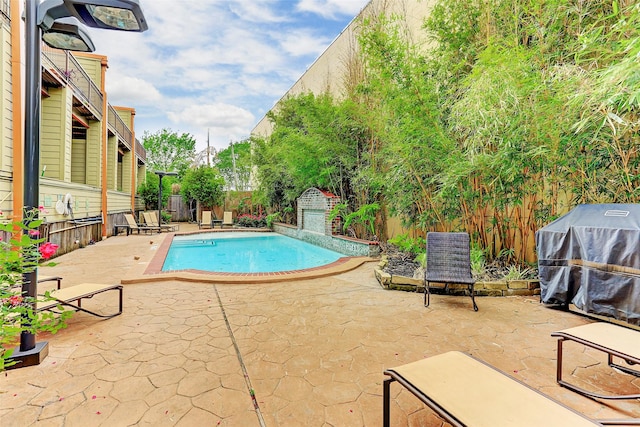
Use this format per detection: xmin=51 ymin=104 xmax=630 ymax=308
xmin=266 ymin=212 xmax=282 ymax=228
xmin=470 ymin=246 xmax=486 ymax=277
xmin=388 ymin=233 xmax=424 ymax=255
xmin=236 ymin=214 xmax=267 ymax=228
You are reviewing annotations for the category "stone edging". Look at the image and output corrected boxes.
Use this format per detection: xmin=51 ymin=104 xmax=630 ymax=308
xmin=374 ymin=266 xmax=540 ymax=297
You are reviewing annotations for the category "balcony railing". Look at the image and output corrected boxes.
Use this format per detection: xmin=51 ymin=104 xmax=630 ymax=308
xmin=40 ymin=43 xmax=144 ymax=164
xmin=1 ymin=0 xmax=9 ymax=22
xmin=107 ymin=106 xmax=132 ymax=151
xmin=135 ymin=139 xmax=146 ymax=163
xmin=41 ymin=45 xmax=103 ymax=120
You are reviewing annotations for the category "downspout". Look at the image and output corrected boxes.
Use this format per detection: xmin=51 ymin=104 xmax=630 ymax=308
xmin=11 ymin=0 xmax=23 ymax=222
xmin=100 ymin=56 xmax=108 ymax=239
xmin=130 ymin=109 xmax=136 ymax=212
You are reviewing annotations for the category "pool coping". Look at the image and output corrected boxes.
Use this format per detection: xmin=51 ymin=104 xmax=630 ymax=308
xmin=121 ymin=229 xmax=377 ymax=284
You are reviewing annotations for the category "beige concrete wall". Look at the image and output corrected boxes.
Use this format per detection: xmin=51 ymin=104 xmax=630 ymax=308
xmin=252 ymin=0 xmax=435 ymax=137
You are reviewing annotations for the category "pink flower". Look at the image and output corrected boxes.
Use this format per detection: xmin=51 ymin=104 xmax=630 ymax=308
xmin=8 ymin=295 xmax=23 ymax=306
xmin=39 ymin=242 xmax=59 ymax=259
xmin=29 ymin=229 xmax=40 ymax=237
xmin=38 ymin=206 xmax=45 ymax=212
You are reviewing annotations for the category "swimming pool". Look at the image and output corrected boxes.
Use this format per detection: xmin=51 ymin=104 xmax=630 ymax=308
xmin=162 ymin=232 xmax=346 ymax=273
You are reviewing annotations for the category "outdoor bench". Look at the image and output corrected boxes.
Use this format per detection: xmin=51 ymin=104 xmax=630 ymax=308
xmin=383 ymin=350 xmax=632 ymax=426
xmin=552 ymin=322 xmax=640 ymax=400
xmin=37 ymin=283 xmax=123 ymax=319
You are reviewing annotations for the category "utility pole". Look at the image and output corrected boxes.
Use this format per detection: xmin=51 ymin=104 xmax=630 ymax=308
xmin=207 ymin=128 xmax=210 ymax=167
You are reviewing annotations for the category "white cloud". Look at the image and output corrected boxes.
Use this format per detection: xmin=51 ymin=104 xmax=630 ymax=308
xmin=276 ymin=29 xmax=334 ymax=57
xmin=296 ymin=0 xmax=367 ymax=19
xmin=229 ymin=0 xmax=290 ymax=23
xmin=167 ymin=103 xmax=255 ymax=131
xmin=105 ymin=74 xmax=162 ymax=106
xmin=84 ymin=0 xmax=369 ymax=153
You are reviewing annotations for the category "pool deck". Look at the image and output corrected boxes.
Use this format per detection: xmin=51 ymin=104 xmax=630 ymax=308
xmin=1 ymin=223 xmax=639 ymax=426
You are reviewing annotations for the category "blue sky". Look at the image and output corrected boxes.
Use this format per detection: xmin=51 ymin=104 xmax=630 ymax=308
xmin=87 ymin=0 xmax=370 ymax=154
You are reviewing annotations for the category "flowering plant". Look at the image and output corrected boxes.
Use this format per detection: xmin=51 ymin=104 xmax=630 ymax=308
xmin=236 ymin=213 xmax=267 ymax=228
xmin=0 ymin=207 xmax=70 ymax=371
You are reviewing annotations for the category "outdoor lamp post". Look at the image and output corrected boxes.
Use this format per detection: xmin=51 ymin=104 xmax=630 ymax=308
xmin=155 ymin=171 xmax=178 ymax=233
xmin=15 ymin=0 xmax=147 ymax=368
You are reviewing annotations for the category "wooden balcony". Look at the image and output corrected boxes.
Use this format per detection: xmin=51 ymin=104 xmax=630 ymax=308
xmin=135 ymin=139 xmax=146 ymax=164
xmin=107 ymin=106 xmax=132 ymax=151
xmin=41 ymin=45 xmax=103 ymax=121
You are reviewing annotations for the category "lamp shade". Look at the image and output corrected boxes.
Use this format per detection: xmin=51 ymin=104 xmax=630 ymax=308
xmin=39 ymin=0 xmax=148 ymax=32
xmin=42 ymin=17 xmax=95 ymax=52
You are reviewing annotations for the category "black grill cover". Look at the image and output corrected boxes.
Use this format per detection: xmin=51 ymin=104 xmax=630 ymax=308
xmin=536 ymin=204 xmax=640 ymax=325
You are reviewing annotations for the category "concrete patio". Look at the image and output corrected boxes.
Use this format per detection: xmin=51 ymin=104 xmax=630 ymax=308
xmin=1 ymin=225 xmax=638 ymax=426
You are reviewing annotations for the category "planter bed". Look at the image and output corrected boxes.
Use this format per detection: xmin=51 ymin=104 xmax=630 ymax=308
xmin=374 ymin=263 xmax=540 ymax=297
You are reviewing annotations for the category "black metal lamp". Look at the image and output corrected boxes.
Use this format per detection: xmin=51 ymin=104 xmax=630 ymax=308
xmin=14 ymin=0 xmax=148 ymax=369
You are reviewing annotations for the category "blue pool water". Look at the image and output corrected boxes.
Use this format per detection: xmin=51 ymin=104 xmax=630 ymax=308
xmin=162 ymin=232 xmax=345 ymax=273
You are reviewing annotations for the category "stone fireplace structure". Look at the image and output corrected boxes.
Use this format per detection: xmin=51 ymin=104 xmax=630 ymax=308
xmin=273 ymin=188 xmax=379 ymax=258
xmin=297 ymin=188 xmax=341 ymax=236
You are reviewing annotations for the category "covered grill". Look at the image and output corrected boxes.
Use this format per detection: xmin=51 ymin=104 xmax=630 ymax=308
xmin=536 ymin=204 xmax=640 ymax=325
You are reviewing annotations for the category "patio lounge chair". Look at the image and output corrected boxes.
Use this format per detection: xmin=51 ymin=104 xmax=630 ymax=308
xmin=37 ymin=283 xmax=123 ymax=319
xmin=552 ymin=322 xmax=640 ymax=400
xmin=222 ymin=211 xmax=233 ymax=228
xmin=124 ymin=213 xmax=155 ymax=234
xmin=199 ymin=210 xmax=212 ymax=229
xmin=143 ymin=211 xmax=178 ymax=232
xmin=383 ymin=351 xmax=630 ymax=427
xmin=424 ymin=232 xmax=478 ymax=311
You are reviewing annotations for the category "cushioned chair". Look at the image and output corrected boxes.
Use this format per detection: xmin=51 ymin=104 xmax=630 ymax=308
xmin=383 ymin=351 xmax=614 ymax=427
xmin=38 ymin=283 xmax=123 ymax=319
xmin=222 ymin=211 xmax=233 ymax=228
xmin=143 ymin=212 xmax=178 ymax=232
xmin=124 ymin=213 xmax=155 ymax=234
xmin=199 ymin=211 xmax=213 ymax=229
xmin=424 ymin=232 xmax=478 ymax=311
xmin=552 ymin=322 xmax=640 ymax=400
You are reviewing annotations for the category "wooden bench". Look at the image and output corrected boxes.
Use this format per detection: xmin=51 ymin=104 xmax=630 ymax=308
xmin=552 ymin=322 xmax=640 ymax=400
xmin=37 ymin=283 xmax=123 ymax=319
xmin=384 ymin=351 xmax=613 ymax=426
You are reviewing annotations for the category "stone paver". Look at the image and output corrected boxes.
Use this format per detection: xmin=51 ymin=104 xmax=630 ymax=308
xmin=0 ymin=225 xmax=638 ymax=426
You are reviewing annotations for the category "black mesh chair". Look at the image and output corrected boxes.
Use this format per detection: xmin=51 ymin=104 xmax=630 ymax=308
xmin=424 ymin=232 xmax=478 ymax=311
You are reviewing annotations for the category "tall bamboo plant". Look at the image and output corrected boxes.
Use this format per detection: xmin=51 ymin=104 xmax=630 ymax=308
xmin=254 ymin=0 xmax=640 ymax=264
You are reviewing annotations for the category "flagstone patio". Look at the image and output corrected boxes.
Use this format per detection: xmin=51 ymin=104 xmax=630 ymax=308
xmin=1 ymin=225 xmax=638 ymax=426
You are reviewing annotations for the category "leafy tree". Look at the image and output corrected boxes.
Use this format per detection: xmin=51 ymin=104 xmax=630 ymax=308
xmin=137 ymin=171 xmax=173 ymax=210
xmin=215 ymin=139 xmax=252 ymax=190
xmin=142 ymin=128 xmax=196 ymax=176
xmin=254 ymin=93 xmax=372 ymax=210
xmin=180 ymin=166 xmax=225 ymax=209
xmin=356 ymin=14 xmax=455 ymax=230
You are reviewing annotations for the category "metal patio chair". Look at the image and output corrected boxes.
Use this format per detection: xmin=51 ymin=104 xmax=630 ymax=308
xmin=424 ymin=232 xmax=478 ymax=311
